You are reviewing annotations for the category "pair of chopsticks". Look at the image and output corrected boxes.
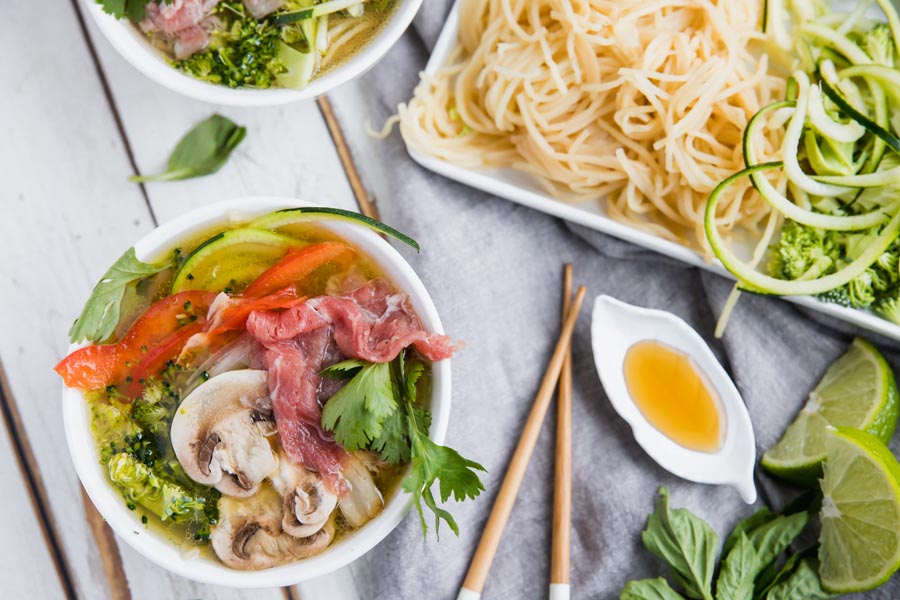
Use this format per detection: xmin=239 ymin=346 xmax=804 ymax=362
xmin=458 ymin=265 xmax=582 ymax=600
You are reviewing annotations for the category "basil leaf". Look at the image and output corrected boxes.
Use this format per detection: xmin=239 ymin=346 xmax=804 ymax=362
xmin=641 ymin=487 xmax=717 ymax=600
xmin=715 ymin=513 xmax=809 ymax=600
xmin=68 ymin=247 xmax=170 ymax=344
xmin=765 ymin=559 xmax=832 ymax=600
xmin=715 ymin=534 xmax=757 ymax=600
xmin=754 ymin=546 xmax=817 ymax=600
xmin=131 ymin=114 xmax=246 ymax=182
xmin=621 ymin=578 xmax=688 ymax=600
xmin=723 ymin=507 xmax=774 ymax=556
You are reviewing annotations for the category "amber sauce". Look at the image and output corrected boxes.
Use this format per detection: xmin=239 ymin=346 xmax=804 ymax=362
xmin=623 ymin=340 xmax=724 ymax=453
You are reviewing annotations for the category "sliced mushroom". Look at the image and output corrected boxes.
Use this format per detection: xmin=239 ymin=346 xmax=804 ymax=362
xmin=338 ymin=452 xmax=384 ymax=527
xmin=271 ymin=456 xmax=338 ymax=538
xmin=171 ymin=369 xmax=278 ymax=497
xmin=212 ymin=485 xmax=334 ymax=570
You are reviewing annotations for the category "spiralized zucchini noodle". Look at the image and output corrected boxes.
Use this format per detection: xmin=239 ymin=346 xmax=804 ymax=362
xmin=398 ymin=0 xmax=787 ymax=255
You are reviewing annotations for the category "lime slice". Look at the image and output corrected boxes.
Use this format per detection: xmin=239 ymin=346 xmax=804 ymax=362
xmin=250 ymin=207 xmax=420 ymax=252
xmin=762 ymin=338 xmax=899 ymax=485
xmin=819 ymin=427 xmax=900 ymax=593
xmin=171 ymin=228 xmax=300 ymax=294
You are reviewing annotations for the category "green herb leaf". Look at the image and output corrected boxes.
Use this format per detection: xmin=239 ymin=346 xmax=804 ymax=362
xmin=641 ymin=487 xmax=717 ymax=600
xmin=319 ymin=351 xmax=483 ymax=538
xmin=715 ymin=533 xmax=758 ymax=600
xmin=370 ymin=407 xmax=410 ymax=464
xmin=723 ymin=507 xmax=774 ymax=556
xmin=621 ymin=578 xmax=689 ymax=600
xmin=390 ymin=350 xmax=485 ymax=538
xmin=321 ymin=361 xmax=395 ymax=451
xmin=715 ymin=513 xmax=809 ymax=600
xmin=97 ymin=0 xmax=171 ymax=21
xmin=754 ymin=547 xmax=818 ymax=600
xmin=69 ymin=247 xmax=170 ymax=344
xmin=403 ymin=428 xmax=486 ymax=537
xmin=764 ymin=559 xmax=832 ymax=600
xmin=130 ymin=114 xmax=246 ymax=183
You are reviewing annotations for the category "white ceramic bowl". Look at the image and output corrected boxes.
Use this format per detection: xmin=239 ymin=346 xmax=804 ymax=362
xmin=85 ymin=0 xmax=423 ymax=106
xmin=62 ymin=196 xmax=450 ymax=587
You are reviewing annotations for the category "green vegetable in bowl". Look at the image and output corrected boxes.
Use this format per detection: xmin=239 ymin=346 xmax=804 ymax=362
xmin=180 ymin=3 xmax=286 ymax=88
xmin=68 ymin=247 xmax=171 ymax=344
xmin=321 ymin=350 xmax=486 ymax=537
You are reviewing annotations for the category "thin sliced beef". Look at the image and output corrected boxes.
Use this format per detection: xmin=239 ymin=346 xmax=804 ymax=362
xmin=248 ymin=279 xmax=455 ymax=362
xmin=259 ymin=328 xmax=348 ymax=493
xmin=247 ymin=279 xmax=454 ymax=493
xmin=140 ymin=0 xmax=221 ymax=58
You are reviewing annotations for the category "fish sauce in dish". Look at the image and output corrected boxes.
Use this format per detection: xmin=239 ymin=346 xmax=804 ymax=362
xmin=623 ymin=340 xmax=724 ymax=453
xmin=56 ymin=209 xmax=465 ymax=570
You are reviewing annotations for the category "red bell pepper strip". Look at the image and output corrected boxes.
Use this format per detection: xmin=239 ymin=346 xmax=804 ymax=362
xmin=123 ymin=322 xmax=205 ymax=398
xmin=243 ymin=242 xmax=354 ymax=298
xmin=55 ymin=290 xmax=216 ymax=390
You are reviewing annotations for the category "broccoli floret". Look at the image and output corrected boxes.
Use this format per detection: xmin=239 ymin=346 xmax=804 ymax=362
xmin=864 ymin=23 xmax=896 ymax=67
xmin=847 ymin=270 xmax=878 ymax=307
xmin=91 ymin=402 xmax=138 ymax=463
xmin=179 ymin=2 xmax=286 ymax=88
xmin=816 ymin=286 xmax=854 ymax=307
xmin=770 ymin=220 xmax=842 ymax=280
xmin=875 ymin=291 xmax=900 ymax=325
xmin=108 ymin=454 xmax=216 ymax=523
xmin=132 ymin=379 xmax=179 ymax=436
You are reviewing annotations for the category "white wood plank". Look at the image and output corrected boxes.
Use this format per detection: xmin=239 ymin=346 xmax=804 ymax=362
xmin=0 ymin=3 xmax=158 ymax=600
xmin=0 ymin=423 xmax=65 ymax=599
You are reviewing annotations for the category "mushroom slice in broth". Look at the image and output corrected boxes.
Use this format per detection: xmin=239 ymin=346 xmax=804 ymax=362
xmin=212 ymin=486 xmax=334 ymax=570
xmin=271 ymin=456 xmax=338 ymax=538
xmin=171 ymin=369 xmax=278 ymax=497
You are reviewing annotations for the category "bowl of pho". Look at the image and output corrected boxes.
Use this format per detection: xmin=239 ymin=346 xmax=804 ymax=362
xmin=58 ymin=197 xmax=481 ymax=586
xmin=85 ymin=0 xmax=423 ymax=105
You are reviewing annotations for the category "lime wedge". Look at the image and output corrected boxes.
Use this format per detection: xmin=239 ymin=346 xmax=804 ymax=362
xmin=171 ymin=228 xmax=300 ymax=294
xmin=762 ymin=338 xmax=899 ymax=485
xmin=819 ymin=427 xmax=900 ymax=593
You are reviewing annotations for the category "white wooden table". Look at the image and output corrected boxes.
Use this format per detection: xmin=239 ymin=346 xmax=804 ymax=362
xmin=1 ymin=2 xmax=392 ymax=598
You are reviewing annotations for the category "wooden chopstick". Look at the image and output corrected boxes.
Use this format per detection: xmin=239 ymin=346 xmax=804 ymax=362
xmin=457 ymin=285 xmax=587 ymax=600
xmin=550 ymin=265 xmax=574 ymax=600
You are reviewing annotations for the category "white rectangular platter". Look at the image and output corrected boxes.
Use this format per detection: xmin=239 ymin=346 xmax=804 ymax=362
xmin=406 ymin=1 xmax=900 ymax=343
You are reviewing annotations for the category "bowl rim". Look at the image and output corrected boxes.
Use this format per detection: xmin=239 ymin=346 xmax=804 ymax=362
xmin=84 ymin=0 xmax=424 ymax=106
xmin=62 ymin=196 xmax=450 ymax=587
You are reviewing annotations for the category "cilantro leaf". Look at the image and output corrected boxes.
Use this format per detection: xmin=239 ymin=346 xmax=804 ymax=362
xmin=319 ymin=350 xmax=484 ymax=539
xmin=371 ymin=408 xmax=410 ymax=464
xmin=69 ymin=247 xmax=170 ymax=344
xmin=130 ymin=114 xmax=246 ymax=182
xmin=321 ymin=361 xmax=396 ymax=451
xmin=97 ymin=0 xmax=171 ymax=22
xmin=402 ymin=430 xmax=486 ymax=537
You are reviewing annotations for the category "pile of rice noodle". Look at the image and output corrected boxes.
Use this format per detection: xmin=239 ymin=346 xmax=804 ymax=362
xmin=397 ymin=0 xmax=788 ymax=256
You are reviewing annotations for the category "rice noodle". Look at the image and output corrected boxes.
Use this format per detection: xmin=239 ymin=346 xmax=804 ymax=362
xmin=398 ymin=0 xmax=787 ymax=255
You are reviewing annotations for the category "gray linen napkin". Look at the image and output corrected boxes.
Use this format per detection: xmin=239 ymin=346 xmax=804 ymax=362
xmin=333 ymin=3 xmax=900 ymax=598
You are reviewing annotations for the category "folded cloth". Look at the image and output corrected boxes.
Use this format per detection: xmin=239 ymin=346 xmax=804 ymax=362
xmin=335 ymin=2 xmax=900 ymax=598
